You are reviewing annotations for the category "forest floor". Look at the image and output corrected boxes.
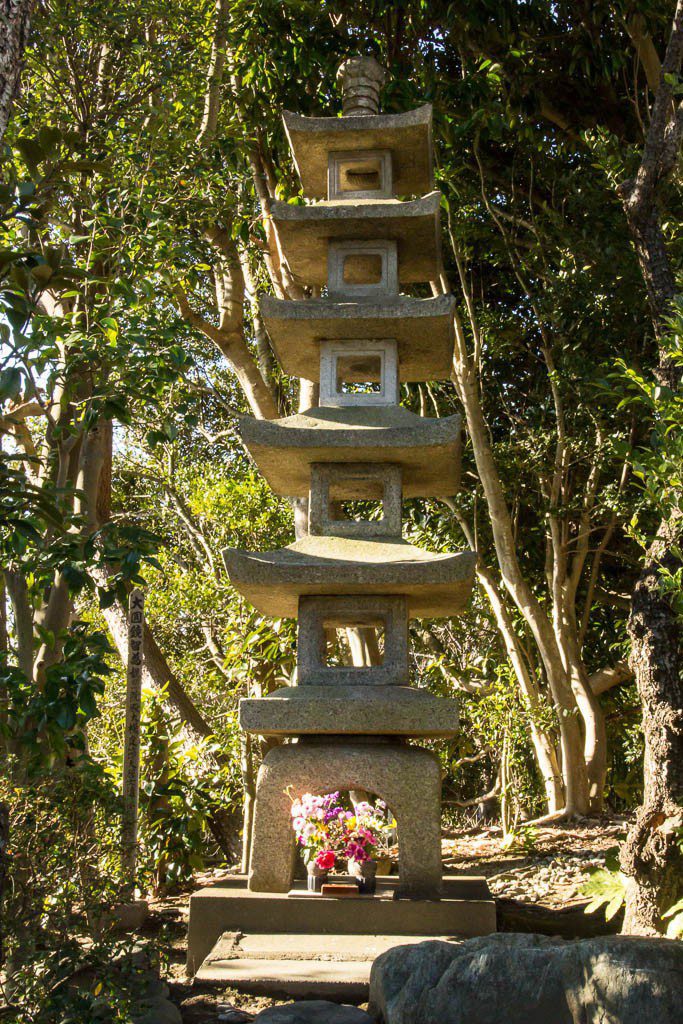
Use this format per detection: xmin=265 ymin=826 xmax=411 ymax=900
xmin=151 ymin=815 xmax=627 ymax=1022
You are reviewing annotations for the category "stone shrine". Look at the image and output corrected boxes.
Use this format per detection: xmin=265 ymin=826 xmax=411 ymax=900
xmin=187 ymin=56 xmax=496 ymax=993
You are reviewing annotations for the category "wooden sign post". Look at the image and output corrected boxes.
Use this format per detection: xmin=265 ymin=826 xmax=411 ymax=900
xmin=121 ymin=589 xmax=144 ymax=895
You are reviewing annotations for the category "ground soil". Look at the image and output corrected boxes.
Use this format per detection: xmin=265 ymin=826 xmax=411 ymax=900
xmin=151 ymin=816 xmax=627 ymax=1022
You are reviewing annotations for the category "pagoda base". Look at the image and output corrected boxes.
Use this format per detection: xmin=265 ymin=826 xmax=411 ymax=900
xmin=187 ymin=874 xmax=496 ymax=977
xmin=248 ymin=741 xmax=442 ymax=897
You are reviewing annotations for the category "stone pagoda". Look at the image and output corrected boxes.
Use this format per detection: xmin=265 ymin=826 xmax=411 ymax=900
xmin=187 ymin=56 xmax=495 ymax=985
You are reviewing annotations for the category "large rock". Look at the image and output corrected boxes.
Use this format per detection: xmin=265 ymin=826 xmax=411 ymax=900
xmin=368 ymin=934 xmax=683 ymax=1024
xmin=254 ymin=1001 xmax=372 ymax=1023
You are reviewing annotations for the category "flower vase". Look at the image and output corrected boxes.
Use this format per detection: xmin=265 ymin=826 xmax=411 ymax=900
xmin=347 ymin=858 xmax=378 ymax=895
xmin=306 ymin=862 xmax=329 ymax=892
xmin=374 ymin=855 xmax=392 ymax=876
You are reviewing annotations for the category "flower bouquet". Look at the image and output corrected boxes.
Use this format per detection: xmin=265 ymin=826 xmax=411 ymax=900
xmin=289 ymin=791 xmax=396 ymax=893
xmin=343 ymin=799 xmax=395 ymax=893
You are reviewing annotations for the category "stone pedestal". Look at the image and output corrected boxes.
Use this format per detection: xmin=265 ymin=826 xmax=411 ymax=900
xmin=248 ymin=741 xmax=443 ymax=898
xmin=187 ymin=875 xmax=497 ymax=988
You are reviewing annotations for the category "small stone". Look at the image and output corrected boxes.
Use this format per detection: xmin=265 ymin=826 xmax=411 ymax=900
xmin=133 ymin=995 xmax=182 ymax=1024
xmin=216 ymin=1006 xmax=255 ymax=1023
xmin=112 ymin=899 xmax=149 ymax=932
xmin=254 ymin=1000 xmax=373 ymax=1023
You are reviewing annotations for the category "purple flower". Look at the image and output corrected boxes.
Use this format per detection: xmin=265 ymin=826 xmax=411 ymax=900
xmin=345 ymin=840 xmax=370 ymax=863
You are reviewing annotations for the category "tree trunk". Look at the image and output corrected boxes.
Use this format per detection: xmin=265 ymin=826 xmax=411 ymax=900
xmin=5 ymin=570 xmax=33 ymax=679
xmin=0 ymin=0 xmax=33 ymax=142
xmin=240 ymin=731 xmax=255 ymax=874
xmin=620 ymin=513 xmax=683 ymax=934
xmin=617 ymin=0 xmax=683 ymax=933
xmin=98 ymin=583 xmax=240 ymax=860
xmin=150 ymin=726 xmax=170 ymax=893
xmin=451 ymin=349 xmax=590 ymax=814
xmin=560 ymin=623 xmax=608 ymax=814
xmin=476 ymin=560 xmax=563 ymax=813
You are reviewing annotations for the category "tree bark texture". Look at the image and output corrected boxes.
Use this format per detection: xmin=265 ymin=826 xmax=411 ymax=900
xmin=0 ymin=0 xmax=33 ymax=142
xmin=618 ymin=1 xmax=683 ymax=934
xmin=621 ymin=514 xmax=683 ymax=934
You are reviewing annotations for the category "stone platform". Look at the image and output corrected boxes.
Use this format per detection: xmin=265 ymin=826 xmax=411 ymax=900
xmin=239 ymin=685 xmax=459 ymax=738
xmin=187 ymin=875 xmax=496 ymax=978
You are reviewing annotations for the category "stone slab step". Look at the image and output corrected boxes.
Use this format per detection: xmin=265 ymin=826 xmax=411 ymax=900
xmin=195 ymin=932 xmax=452 ymax=1000
xmin=196 ymin=956 xmax=370 ymax=1000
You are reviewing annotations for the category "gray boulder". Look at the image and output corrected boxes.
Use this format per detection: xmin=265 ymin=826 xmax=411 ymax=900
xmin=254 ymin=1000 xmax=373 ymax=1024
xmin=368 ymin=933 xmax=683 ymax=1024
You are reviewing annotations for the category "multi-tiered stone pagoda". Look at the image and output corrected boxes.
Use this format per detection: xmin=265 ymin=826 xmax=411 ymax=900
xmin=188 ymin=56 xmax=495 ymax=987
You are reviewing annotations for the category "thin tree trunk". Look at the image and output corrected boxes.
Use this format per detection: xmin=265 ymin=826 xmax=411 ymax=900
xmin=197 ymin=0 xmax=229 ymax=145
xmin=446 ymin=501 xmax=563 ymax=813
xmin=98 ymin=584 xmax=240 ymax=860
xmin=5 ymin=570 xmax=33 ymax=679
xmin=240 ymin=732 xmax=255 ymax=874
xmin=451 ymin=341 xmax=590 ymax=814
xmin=149 ymin=724 xmax=170 ymax=894
xmin=560 ymin=622 xmax=608 ymax=814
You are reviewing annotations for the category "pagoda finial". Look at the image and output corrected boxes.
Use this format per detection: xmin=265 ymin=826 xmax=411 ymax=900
xmin=337 ymin=55 xmax=386 ymax=116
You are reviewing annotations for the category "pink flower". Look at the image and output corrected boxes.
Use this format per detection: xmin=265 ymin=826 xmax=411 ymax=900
xmin=345 ymin=840 xmax=370 ymax=863
xmin=315 ymin=849 xmax=336 ymax=871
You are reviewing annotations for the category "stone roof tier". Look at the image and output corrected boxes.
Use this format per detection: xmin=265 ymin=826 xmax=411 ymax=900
xmin=223 ymin=536 xmax=476 ymax=618
xmin=260 ymin=293 xmax=455 ymax=381
xmin=282 ymin=105 xmax=434 ymax=199
xmin=271 ymin=191 xmax=442 ymax=287
xmin=238 ymin=405 xmax=462 ymax=498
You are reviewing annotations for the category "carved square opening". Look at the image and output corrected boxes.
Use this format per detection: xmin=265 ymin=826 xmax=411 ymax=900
xmin=319 ymin=339 xmax=398 ymax=408
xmin=325 ymin=621 xmax=385 ymax=667
xmin=328 ymin=150 xmax=393 ymax=200
xmin=309 ymin=462 xmax=402 ymax=539
xmin=327 ymin=240 xmax=398 ymax=299
xmin=297 ymin=595 xmax=408 ymax=687
xmin=343 ymin=252 xmax=383 ymax=285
